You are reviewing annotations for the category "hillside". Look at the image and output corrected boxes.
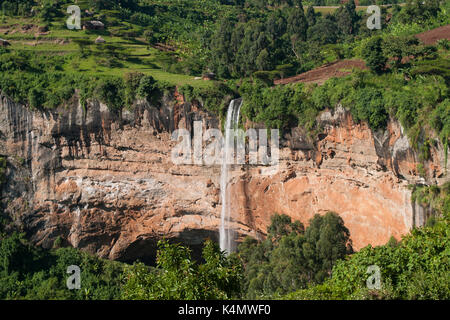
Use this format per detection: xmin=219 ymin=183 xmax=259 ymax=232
xmin=0 ymin=0 xmax=449 ymax=301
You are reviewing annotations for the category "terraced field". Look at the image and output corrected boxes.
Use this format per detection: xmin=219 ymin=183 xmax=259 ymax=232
xmin=0 ymin=15 xmax=212 ymax=88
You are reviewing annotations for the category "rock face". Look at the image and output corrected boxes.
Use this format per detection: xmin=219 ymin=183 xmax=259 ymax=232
xmin=0 ymin=91 xmax=447 ymax=263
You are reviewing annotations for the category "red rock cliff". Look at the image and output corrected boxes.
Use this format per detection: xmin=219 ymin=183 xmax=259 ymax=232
xmin=0 ymin=91 xmax=447 ymax=262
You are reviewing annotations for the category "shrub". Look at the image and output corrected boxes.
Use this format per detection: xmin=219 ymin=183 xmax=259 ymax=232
xmin=95 ymin=77 xmax=125 ymax=111
xmin=136 ymin=75 xmax=157 ymax=100
xmin=351 ymin=87 xmax=387 ymax=130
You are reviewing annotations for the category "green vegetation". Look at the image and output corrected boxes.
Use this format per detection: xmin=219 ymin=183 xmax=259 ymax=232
xmin=0 ymin=203 xmax=448 ymax=300
xmin=0 ymin=0 xmax=448 ymax=142
xmin=0 ymin=232 xmax=243 ymax=300
xmin=285 ymin=217 xmax=449 ymax=300
xmin=411 ymin=182 xmax=450 ymax=218
xmin=237 ymin=212 xmax=353 ymax=298
xmin=239 ymin=80 xmax=310 ymax=130
xmin=122 ymin=240 xmax=242 ymax=299
xmin=0 ymin=0 xmax=449 ymax=301
xmin=209 ymin=0 xmax=360 ymax=79
xmin=0 ymin=232 xmax=125 ymax=299
xmin=361 ymin=36 xmax=386 ymax=74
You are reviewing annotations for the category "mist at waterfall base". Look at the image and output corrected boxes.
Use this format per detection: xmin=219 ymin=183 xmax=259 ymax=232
xmin=219 ymin=98 xmax=242 ymax=255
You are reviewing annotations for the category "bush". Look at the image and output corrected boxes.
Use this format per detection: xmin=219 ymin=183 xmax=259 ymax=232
xmin=136 ymin=75 xmax=157 ymax=100
xmin=95 ymin=77 xmax=125 ymax=111
xmin=351 ymin=87 xmax=387 ymax=130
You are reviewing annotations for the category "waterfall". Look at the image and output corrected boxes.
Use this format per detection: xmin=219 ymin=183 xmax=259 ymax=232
xmin=219 ymin=98 xmax=242 ymax=254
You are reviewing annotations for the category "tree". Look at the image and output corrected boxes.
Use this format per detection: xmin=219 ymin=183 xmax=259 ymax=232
xmin=28 ymin=87 xmax=45 ymax=109
xmin=238 ymin=212 xmax=352 ymax=297
xmin=88 ymin=0 xmax=115 ymax=11
xmin=143 ymin=30 xmax=156 ymax=46
xmin=124 ymin=71 xmax=145 ymax=105
xmin=287 ymin=6 xmax=308 ymax=42
xmin=307 ymin=19 xmax=338 ymax=45
xmin=397 ymin=0 xmax=441 ymax=24
xmin=267 ymin=214 xmax=304 ymax=242
xmin=306 ymin=6 xmax=316 ymax=27
xmin=352 ymin=87 xmax=388 ymax=130
xmin=334 ymin=0 xmax=358 ymax=36
xmin=303 ymin=212 xmax=353 ymax=282
xmin=362 ymin=36 xmax=386 ymax=74
xmin=382 ymin=36 xmax=420 ymax=69
xmin=136 ymin=75 xmax=157 ymax=100
xmin=267 ymin=10 xmax=287 ymax=42
xmin=95 ymin=77 xmax=125 ymax=111
xmin=255 ymin=49 xmax=271 ymax=71
xmin=211 ymin=18 xmax=235 ymax=78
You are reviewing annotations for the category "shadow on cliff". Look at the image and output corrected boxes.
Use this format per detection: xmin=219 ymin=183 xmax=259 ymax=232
xmin=116 ymin=229 xmax=219 ymax=265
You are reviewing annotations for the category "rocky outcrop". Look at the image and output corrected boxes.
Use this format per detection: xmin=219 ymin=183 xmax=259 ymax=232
xmin=229 ymin=105 xmax=447 ymax=250
xmin=0 ymin=91 xmax=447 ymax=263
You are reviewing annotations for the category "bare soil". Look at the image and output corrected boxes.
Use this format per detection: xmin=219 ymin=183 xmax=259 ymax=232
xmin=274 ymin=59 xmax=367 ymax=86
xmin=416 ymin=24 xmax=450 ymax=45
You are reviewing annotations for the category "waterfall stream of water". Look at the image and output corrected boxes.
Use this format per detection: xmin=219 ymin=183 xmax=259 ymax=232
xmin=219 ymin=98 xmax=242 ymax=254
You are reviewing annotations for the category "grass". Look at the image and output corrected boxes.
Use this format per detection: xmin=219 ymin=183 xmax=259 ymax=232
xmin=0 ymin=15 xmax=213 ymax=88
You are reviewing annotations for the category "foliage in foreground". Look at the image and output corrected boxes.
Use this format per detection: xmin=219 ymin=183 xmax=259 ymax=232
xmin=1 ymin=199 xmax=448 ymax=300
xmin=0 ymin=233 xmax=125 ymax=299
xmin=122 ymin=240 xmax=242 ymax=300
xmin=237 ymin=212 xmax=353 ymax=298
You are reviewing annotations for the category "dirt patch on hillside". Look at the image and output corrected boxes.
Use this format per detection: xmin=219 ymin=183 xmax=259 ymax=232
xmin=152 ymin=42 xmax=176 ymax=52
xmin=274 ymin=59 xmax=367 ymax=86
xmin=0 ymin=23 xmax=50 ymax=37
xmin=416 ymin=24 xmax=450 ymax=45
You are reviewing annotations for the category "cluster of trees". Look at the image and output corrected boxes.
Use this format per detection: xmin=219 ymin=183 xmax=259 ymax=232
xmin=306 ymin=0 xmax=402 ymax=4
xmin=394 ymin=0 xmax=442 ymax=25
xmin=239 ymin=79 xmax=316 ymax=130
xmin=208 ymin=0 xmax=362 ymax=78
xmin=0 ymin=232 xmax=125 ymax=299
xmin=362 ymin=35 xmax=439 ymax=74
xmin=0 ymin=0 xmax=79 ymax=21
xmin=0 ymin=0 xmax=137 ymax=17
xmin=0 ymin=48 xmax=176 ymax=112
xmin=208 ymin=0 xmax=446 ymax=80
xmin=1 ymin=0 xmax=35 ymax=17
xmin=0 ymin=212 xmax=353 ymax=300
xmin=0 ymin=49 xmax=78 ymax=109
xmin=237 ymin=212 xmax=353 ymax=298
xmin=0 ymin=231 xmax=243 ymax=299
